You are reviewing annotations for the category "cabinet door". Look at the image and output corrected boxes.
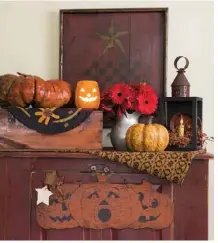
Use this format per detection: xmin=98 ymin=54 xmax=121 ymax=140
xmin=30 ymin=157 xmax=173 ymax=240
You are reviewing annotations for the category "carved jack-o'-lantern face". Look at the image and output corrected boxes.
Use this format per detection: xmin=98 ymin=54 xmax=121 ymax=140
xmin=129 ymin=181 xmax=174 ymax=229
xmin=36 ymin=184 xmax=79 ymax=229
xmin=75 ymin=80 xmax=100 ymax=109
xmin=69 ymin=183 xmax=141 ymax=229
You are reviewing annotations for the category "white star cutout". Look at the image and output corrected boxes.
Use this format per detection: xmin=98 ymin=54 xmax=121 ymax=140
xmin=35 ymin=185 xmax=53 ymax=206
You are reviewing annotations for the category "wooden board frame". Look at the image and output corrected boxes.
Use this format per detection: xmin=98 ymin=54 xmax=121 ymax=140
xmin=59 ymin=8 xmax=168 ymax=128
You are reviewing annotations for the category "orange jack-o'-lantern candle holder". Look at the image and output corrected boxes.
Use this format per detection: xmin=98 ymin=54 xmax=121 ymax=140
xmin=75 ymin=80 xmax=100 ymax=109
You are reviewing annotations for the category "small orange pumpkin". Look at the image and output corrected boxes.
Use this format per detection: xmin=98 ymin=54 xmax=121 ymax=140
xmin=75 ymin=80 xmax=100 ymax=109
xmin=129 ymin=181 xmax=173 ymax=229
xmin=126 ymin=123 xmax=169 ymax=152
xmin=36 ymin=184 xmax=79 ymax=229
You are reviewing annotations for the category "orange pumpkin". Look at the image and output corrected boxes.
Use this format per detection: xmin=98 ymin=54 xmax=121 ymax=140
xmin=69 ymin=177 xmax=141 ymax=229
xmin=0 ymin=72 xmax=72 ymax=108
xmin=126 ymin=123 xmax=169 ymax=152
xmin=129 ymin=181 xmax=173 ymax=229
xmin=75 ymin=80 xmax=100 ymax=109
xmin=36 ymin=184 xmax=79 ymax=229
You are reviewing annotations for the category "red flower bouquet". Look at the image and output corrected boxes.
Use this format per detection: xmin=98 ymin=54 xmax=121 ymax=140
xmin=100 ymin=82 xmax=158 ymax=117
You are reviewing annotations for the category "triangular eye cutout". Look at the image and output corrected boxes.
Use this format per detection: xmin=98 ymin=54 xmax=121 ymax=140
xmin=108 ymin=191 xmax=119 ymax=198
xmin=87 ymin=191 xmax=99 ymax=199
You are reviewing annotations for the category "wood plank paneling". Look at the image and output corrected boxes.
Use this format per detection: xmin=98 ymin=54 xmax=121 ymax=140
xmin=173 ymin=160 xmax=208 ymax=240
xmin=5 ymin=158 xmax=31 ymax=240
xmin=0 ymin=161 xmax=6 ymax=240
xmin=30 ymin=171 xmax=45 ymax=240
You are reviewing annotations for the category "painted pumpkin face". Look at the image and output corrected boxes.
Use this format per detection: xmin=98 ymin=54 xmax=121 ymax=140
xmin=36 ymin=184 xmax=79 ymax=229
xmin=129 ymin=181 xmax=174 ymax=229
xmin=36 ymin=179 xmax=173 ymax=230
xmin=69 ymin=183 xmax=141 ymax=229
xmin=75 ymin=80 xmax=100 ymax=109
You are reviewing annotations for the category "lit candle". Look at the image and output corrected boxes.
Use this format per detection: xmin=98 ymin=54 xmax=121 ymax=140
xmin=178 ymin=114 xmax=185 ymax=137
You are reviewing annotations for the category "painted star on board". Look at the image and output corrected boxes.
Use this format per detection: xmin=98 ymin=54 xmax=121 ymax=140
xmin=96 ymin=20 xmax=128 ymax=55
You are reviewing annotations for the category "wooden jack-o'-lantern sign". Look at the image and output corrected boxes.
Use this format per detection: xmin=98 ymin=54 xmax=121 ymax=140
xmin=69 ymin=175 xmax=141 ymax=229
xmin=129 ymin=181 xmax=174 ymax=229
xmin=75 ymin=80 xmax=100 ymax=109
xmin=36 ymin=175 xmax=173 ymax=230
xmin=36 ymin=184 xmax=79 ymax=229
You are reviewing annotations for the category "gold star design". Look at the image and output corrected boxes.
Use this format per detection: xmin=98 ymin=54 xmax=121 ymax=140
xmin=96 ymin=20 xmax=128 ymax=55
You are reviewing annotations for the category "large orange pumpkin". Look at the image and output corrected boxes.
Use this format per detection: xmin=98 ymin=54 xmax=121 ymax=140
xmin=0 ymin=72 xmax=72 ymax=108
xmin=69 ymin=177 xmax=141 ymax=229
xmin=75 ymin=80 xmax=100 ymax=109
xmin=126 ymin=123 xmax=169 ymax=152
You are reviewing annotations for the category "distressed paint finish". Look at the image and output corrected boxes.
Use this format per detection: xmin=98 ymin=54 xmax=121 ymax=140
xmin=0 ymin=110 xmax=103 ymax=150
xmin=59 ymin=9 xmax=167 ymax=127
xmin=0 ymin=151 xmax=212 ymax=240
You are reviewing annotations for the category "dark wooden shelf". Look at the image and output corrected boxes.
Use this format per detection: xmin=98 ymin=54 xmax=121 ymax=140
xmin=0 ymin=149 xmax=214 ymax=161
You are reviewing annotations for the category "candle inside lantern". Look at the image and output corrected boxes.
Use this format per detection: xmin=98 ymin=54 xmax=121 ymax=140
xmin=178 ymin=114 xmax=185 ymax=137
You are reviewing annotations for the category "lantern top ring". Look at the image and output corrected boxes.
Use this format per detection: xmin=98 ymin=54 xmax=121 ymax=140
xmin=174 ymin=56 xmax=189 ymax=71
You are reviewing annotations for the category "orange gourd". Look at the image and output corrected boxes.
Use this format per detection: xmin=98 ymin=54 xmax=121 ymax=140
xmin=126 ymin=123 xmax=169 ymax=152
xmin=75 ymin=80 xmax=100 ymax=109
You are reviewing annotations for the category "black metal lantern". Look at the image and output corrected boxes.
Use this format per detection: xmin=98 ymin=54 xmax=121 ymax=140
xmin=165 ymin=97 xmax=203 ymax=151
xmin=171 ymin=56 xmax=190 ymax=97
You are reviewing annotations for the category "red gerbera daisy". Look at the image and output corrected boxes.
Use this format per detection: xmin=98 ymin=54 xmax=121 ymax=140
xmin=137 ymin=84 xmax=158 ymax=115
xmin=109 ymin=83 xmax=130 ymax=105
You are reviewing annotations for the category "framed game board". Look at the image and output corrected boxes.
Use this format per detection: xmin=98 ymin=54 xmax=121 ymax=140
xmin=59 ymin=8 xmax=168 ymax=128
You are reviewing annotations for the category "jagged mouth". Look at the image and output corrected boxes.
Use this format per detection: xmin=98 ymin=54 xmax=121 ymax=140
xmin=138 ymin=214 xmax=160 ymax=222
xmin=79 ymin=96 xmax=97 ymax=102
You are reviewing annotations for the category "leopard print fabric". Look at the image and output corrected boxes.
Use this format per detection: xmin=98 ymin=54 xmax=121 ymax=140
xmin=63 ymin=149 xmax=203 ymax=184
xmin=92 ymin=150 xmax=201 ymax=183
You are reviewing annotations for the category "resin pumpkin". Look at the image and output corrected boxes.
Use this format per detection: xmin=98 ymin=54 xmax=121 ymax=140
xmin=0 ymin=72 xmax=72 ymax=108
xmin=75 ymin=80 xmax=100 ymax=109
xmin=69 ymin=177 xmax=141 ymax=229
xmin=126 ymin=123 xmax=169 ymax=152
xmin=36 ymin=184 xmax=79 ymax=229
xmin=129 ymin=181 xmax=173 ymax=229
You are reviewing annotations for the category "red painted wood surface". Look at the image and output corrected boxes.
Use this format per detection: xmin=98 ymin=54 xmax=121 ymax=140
xmin=60 ymin=9 xmax=167 ymax=127
xmin=61 ymin=10 xmax=166 ymax=96
xmin=0 ymin=151 xmax=211 ymax=240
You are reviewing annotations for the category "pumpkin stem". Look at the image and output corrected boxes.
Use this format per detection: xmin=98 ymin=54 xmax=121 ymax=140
xmin=138 ymin=115 xmax=154 ymax=125
xmin=141 ymin=180 xmax=152 ymax=190
xmin=17 ymin=72 xmax=30 ymax=77
xmin=97 ymin=174 xmax=108 ymax=183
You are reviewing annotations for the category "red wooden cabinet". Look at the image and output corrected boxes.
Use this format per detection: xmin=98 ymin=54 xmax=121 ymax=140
xmin=0 ymin=151 xmax=212 ymax=240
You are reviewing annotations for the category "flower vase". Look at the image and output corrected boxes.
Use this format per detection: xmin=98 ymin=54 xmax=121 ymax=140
xmin=110 ymin=111 xmax=141 ymax=151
